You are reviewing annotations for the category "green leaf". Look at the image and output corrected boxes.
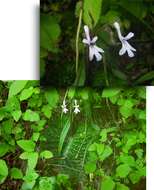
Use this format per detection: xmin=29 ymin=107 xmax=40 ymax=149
xmin=119 ymin=1 xmax=147 ymax=20
xmin=100 ymin=129 xmax=107 ymax=142
xmin=83 ymin=0 xmax=103 ymax=27
xmin=116 ymin=164 xmax=131 ymax=178
xmin=138 ymin=110 xmax=146 ymax=120
xmin=5 ymin=96 xmax=20 ymax=112
xmin=2 ymin=119 xmax=13 ymax=134
xmin=45 ymin=89 xmax=59 ymax=108
xmin=40 ymin=150 xmax=53 ymax=159
xmin=99 ymin=145 xmax=113 ymax=161
xmin=23 ymin=109 xmax=40 ymax=122
xmin=39 ymin=177 xmax=56 ymax=190
xmin=101 ymin=176 xmax=115 ymax=190
xmin=40 ymin=14 xmax=61 ymax=52
xmin=79 ymin=88 xmax=89 ymax=100
xmin=137 ymin=87 xmax=146 ymax=99
xmin=32 ymin=132 xmax=40 ymax=142
xmin=20 ymin=152 xmax=30 ymax=160
xmin=17 ymin=140 xmax=35 ymax=152
xmin=120 ymin=106 xmax=133 ymax=118
xmin=135 ymin=149 xmax=143 ymax=159
xmin=102 ymin=88 xmax=121 ymax=98
xmin=8 ymin=81 xmax=28 ymax=98
xmin=41 ymin=105 xmax=52 ymax=119
xmin=117 ymin=155 xmax=135 ymax=167
xmin=96 ymin=144 xmax=105 ymax=155
xmin=20 ymin=87 xmax=34 ymax=101
xmin=0 ymin=159 xmax=8 ymax=184
xmin=68 ymin=88 xmax=76 ymax=99
xmin=27 ymin=152 xmax=38 ymax=171
xmin=129 ymin=171 xmax=141 ymax=184
xmin=12 ymin=110 xmax=22 ymax=122
xmin=0 ymin=143 xmax=9 ymax=157
xmin=112 ymin=69 xmax=127 ymax=81
xmin=58 ymin=118 xmax=71 ymax=153
xmin=0 ymin=159 xmax=8 ymax=177
xmin=116 ymin=183 xmax=129 ymax=190
xmin=21 ymin=180 xmax=36 ymax=190
xmin=0 ymin=107 xmax=7 ymax=121
xmin=103 ymin=10 xmax=120 ymax=24
xmin=23 ymin=170 xmax=39 ymax=182
xmin=10 ymin=167 xmax=23 ymax=179
xmin=84 ymin=162 xmax=96 ymax=174
xmin=135 ymin=71 xmax=154 ymax=84
xmin=88 ymin=142 xmax=98 ymax=151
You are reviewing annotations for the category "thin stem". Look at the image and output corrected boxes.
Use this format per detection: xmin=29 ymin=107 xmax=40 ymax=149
xmin=75 ymin=8 xmax=83 ymax=75
xmin=61 ymin=89 xmax=69 ymax=119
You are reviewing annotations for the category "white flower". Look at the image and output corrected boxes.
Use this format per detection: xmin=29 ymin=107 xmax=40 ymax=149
xmin=82 ymin=25 xmax=104 ymax=61
xmin=73 ymin=99 xmax=80 ymax=114
xmin=61 ymin=100 xmax=68 ymax=114
xmin=114 ymin=22 xmax=136 ymax=58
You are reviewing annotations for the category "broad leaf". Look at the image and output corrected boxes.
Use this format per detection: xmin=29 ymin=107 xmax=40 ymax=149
xmin=0 ymin=159 xmax=8 ymax=184
xmin=40 ymin=150 xmax=53 ymax=159
xmin=17 ymin=140 xmax=35 ymax=152
xmin=10 ymin=167 xmax=23 ymax=179
xmin=101 ymin=176 xmax=115 ymax=190
xmin=102 ymin=88 xmax=121 ymax=98
xmin=8 ymin=81 xmax=28 ymax=98
xmin=83 ymin=0 xmax=103 ymax=28
xmin=20 ymin=87 xmax=34 ymax=101
xmin=40 ymin=14 xmax=61 ymax=51
xmin=116 ymin=164 xmax=131 ymax=178
xmin=23 ymin=109 xmax=40 ymax=122
xmin=45 ymin=89 xmax=59 ymax=108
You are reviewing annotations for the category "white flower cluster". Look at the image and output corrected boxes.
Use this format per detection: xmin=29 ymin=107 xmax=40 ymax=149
xmin=82 ymin=22 xmax=136 ymax=61
xmin=61 ymin=99 xmax=80 ymax=114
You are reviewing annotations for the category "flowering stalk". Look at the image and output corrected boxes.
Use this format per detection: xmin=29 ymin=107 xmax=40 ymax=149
xmin=61 ymin=99 xmax=68 ymax=114
xmin=73 ymin=99 xmax=80 ymax=114
xmin=114 ymin=22 xmax=136 ymax=57
xmin=82 ymin=25 xmax=104 ymax=61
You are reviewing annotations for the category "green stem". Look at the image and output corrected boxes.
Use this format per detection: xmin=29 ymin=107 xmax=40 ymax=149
xmin=75 ymin=9 xmax=83 ymax=75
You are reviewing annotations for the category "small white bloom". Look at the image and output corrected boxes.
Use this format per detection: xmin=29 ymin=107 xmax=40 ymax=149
xmin=82 ymin=25 xmax=104 ymax=61
xmin=114 ymin=22 xmax=136 ymax=58
xmin=73 ymin=99 xmax=80 ymax=114
xmin=61 ymin=100 xmax=68 ymax=114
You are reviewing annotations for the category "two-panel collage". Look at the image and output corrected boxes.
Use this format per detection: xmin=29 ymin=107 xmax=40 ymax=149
xmin=1 ymin=0 xmax=154 ymax=189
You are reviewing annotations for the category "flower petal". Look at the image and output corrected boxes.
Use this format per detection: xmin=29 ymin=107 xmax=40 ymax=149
xmin=82 ymin=39 xmax=90 ymax=45
xmin=126 ymin=48 xmax=135 ymax=57
xmin=114 ymin=22 xmax=123 ymax=40
xmin=84 ymin=25 xmax=91 ymax=42
xmin=91 ymin=36 xmax=98 ymax=43
xmin=89 ymin=46 xmax=95 ymax=61
xmin=119 ymin=42 xmax=127 ymax=56
xmin=94 ymin=49 xmax=102 ymax=61
xmin=124 ymin=32 xmax=134 ymax=40
xmin=125 ymin=41 xmax=136 ymax=52
xmin=94 ymin=45 xmax=104 ymax=53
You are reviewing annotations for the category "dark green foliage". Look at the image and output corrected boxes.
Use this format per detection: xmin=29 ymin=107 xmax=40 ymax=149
xmin=40 ymin=0 xmax=154 ymax=87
